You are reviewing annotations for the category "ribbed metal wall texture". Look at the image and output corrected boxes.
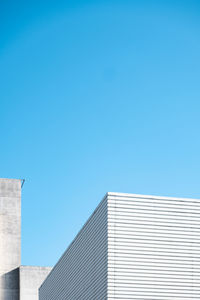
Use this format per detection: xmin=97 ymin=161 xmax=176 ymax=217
xmin=39 ymin=196 xmax=108 ymax=300
xmin=107 ymin=192 xmax=200 ymax=299
xmin=40 ymin=192 xmax=200 ymax=299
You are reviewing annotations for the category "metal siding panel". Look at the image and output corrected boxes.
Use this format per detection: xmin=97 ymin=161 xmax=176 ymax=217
xmin=107 ymin=194 xmax=200 ymax=299
xmin=40 ymin=192 xmax=200 ymax=299
xmin=39 ymin=197 xmax=108 ymax=300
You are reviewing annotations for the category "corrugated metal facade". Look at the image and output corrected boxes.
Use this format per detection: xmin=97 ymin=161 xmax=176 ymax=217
xmin=107 ymin=193 xmax=200 ymax=299
xmin=40 ymin=192 xmax=200 ymax=299
xmin=39 ymin=196 xmax=108 ymax=300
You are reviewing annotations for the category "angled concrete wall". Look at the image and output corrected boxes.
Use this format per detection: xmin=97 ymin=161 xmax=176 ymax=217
xmin=0 ymin=178 xmax=21 ymax=300
xmin=19 ymin=266 xmax=52 ymax=300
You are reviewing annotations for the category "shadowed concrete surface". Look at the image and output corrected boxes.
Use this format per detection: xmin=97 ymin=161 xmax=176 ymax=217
xmin=0 ymin=178 xmax=52 ymax=299
xmin=0 ymin=269 xmax=20 ymax=300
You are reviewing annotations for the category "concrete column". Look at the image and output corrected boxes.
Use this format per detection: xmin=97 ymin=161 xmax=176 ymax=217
xmin=0 ymin=178 xmax=21 ymax=299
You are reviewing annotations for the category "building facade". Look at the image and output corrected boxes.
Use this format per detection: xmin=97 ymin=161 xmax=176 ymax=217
xmin=0 ymin=178 xmax=51 ymax=300
xmin=40 ymin=192 xmax=200 ymax=299
xmin=19 ymin=266 xmax=52 ymax=300
xmin=0 ymin=178 xmax=21 ymax=299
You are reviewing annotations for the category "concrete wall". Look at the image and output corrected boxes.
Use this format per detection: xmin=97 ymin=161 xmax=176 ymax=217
xmin=19 ymin=266 xmax=52 ymax=300
xmin=0 ymin=177 xmax=51 ymax=300
xmin=39 ymin=195 xmax=108 ymax=300
xmin=0 ymin=178 xmax=21 ymax=300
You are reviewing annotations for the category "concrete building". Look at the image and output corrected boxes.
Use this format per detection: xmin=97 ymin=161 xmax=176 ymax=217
xmin=19 ymin=266 xmax=51 ymax=300
xmin=0 ymin=178 xmax=21 ymax=299
xmin=0 ymin=178 xmax=51 ymax=300
xmin=40 ymin=192 xmax=200 ymax=299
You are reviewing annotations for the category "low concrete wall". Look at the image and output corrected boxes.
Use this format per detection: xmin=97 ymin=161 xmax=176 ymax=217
xmin=20 ymin=266 xmax=52 ymax=300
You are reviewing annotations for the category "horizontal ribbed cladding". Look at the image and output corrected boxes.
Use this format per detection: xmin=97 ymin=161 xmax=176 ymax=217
xmin=39 ymin=195 xmax=108 ymax=300
xmin=107 ymin=193 xmax=200 ymax=300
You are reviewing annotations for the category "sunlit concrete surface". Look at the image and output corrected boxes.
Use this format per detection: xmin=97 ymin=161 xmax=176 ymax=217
xmin=19 ymin=266 xmax=52 ymax=300
xmin=0 ymin=178 xmax=52 ymax=300
xmin=0 ymin=178 xmax=21 ymax=300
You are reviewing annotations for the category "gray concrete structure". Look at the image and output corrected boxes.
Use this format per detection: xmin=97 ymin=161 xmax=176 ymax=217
xmin=40 ymin=192 xmax=200 ymax=300
xmin=0 ymin=178 xmax=21 ymax=299
xmin=0 ymin=178 xmax=52 ymax=300
xmin=19 ymin=266 xmax=52 ymax=300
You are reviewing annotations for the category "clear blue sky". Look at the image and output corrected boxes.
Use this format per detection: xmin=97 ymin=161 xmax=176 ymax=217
xmin=1 ymin=0 xmax=200 ymax=267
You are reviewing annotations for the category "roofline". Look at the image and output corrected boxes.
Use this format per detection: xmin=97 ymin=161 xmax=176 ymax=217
xmin=0 ymin=178 xmax=25 ymax=187
xmin=39 ymin=192 xmax=108 ymax=289
xmin=107 ymin=192 xmax=200 ymax=201
xmin=20 ymin=265 xmax=52 ymax=269
xmin=39 ymin=190 xmax=200 ymax=289
xmin=0 ymin=177 xmax=21 ymax=181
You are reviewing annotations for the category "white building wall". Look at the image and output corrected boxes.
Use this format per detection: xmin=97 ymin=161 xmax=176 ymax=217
xmin=19 ymin=266 xmax=52 ymax=300
xmin=0 ymin=178 xmax=21 ymax=300
xmin=39 ymin=195 xmax=108 ymax=300
xmin=0 ymin=177 xmax=52 ymax=300
xmin=107 ymin=192 xmax=200 ymax=299
xmin=39 ymin=192 xmax=200 ymax=299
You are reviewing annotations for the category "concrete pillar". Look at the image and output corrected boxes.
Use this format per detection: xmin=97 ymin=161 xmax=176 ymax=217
xmin=0 ymin=178 xmax=21 ymax=299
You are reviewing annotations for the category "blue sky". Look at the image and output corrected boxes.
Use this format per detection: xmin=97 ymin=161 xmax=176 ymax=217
xmin=1 ymin=0 xmax=200 ymax=266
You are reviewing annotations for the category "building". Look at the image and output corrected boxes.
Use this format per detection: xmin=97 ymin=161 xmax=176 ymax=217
xmin=40 ymin=192 xmax=200 ymax=299
xmin=0 ymin=178 xmax=52 ymax=300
